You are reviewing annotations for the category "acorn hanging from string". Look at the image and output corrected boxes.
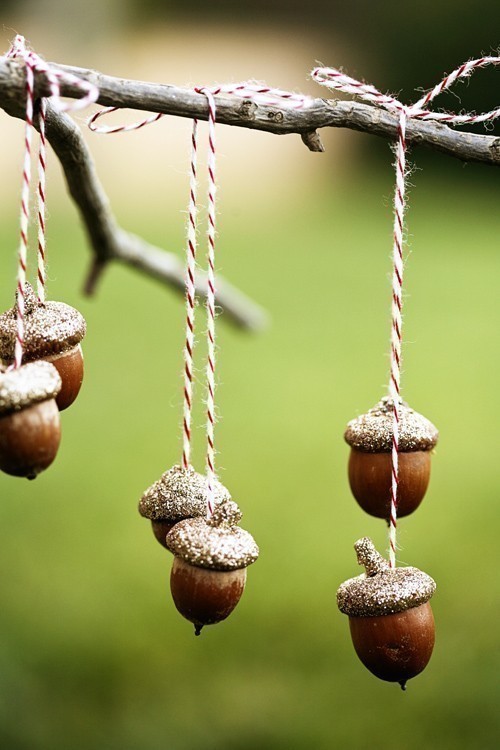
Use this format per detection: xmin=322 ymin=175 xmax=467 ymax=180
xmin=0 ymin=284 xmax=86 ymax=411
xmin=102 ymin=83 xmax=263 ymax=627
xmin=0 ymin=360 xmax=62 ymax=479
xmin=138 ymin=464 xmax=232 ymax=548
xmin=166 ymin=500 xmax=259 ymax=635
xmin=0 ymin=37 xmax=96 ymax=413
xmin=337 ymin=537 xmax=436 ymax=689
xmin=344 ymin=397 xmax=438 ymax=519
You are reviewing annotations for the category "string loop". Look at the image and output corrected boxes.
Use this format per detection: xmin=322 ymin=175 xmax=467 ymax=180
xmin=89 ymin=81 xmax=309 ymax=515
xmin=313 ymin=56 xmax=500 ymax=567
xmin=3 ymin=35 xmax=98 ymax=368
xmin=312 ymin=57 xmax=500 ymax=124
xmin=88 ymin=80 xmax=310 ymax=134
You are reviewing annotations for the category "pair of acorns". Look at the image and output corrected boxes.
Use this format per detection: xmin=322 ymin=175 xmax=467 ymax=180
xmin=338 ymin=398 xmax=439 ymax=688
xmin=0 ymin=284 xmax=86 ymax=479
xmin=139 ymin=465 xmax=259 ymax=635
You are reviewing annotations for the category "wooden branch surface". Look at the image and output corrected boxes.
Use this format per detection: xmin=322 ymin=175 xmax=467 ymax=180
xmin=2 ymin=58 xmax=500 ymax=164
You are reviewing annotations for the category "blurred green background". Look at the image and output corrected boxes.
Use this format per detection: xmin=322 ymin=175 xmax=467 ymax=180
xmin=1 ymin=3 xmax=500 ymax=749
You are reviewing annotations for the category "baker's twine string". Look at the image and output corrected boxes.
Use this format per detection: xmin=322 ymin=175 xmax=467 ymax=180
xmin=36 ymin=97 xmax=48 ymax=303
xmin=197 ymin=85 xmax=310 ymax=515
xmin=87 ymin=81 xmax=308 ymax=134
xmin=193 ymin=88 xmax=218 ymax=517
xmin=89 ymin=82 xmax=309 ymax=513
xmin=182 ymin=119 xmax=198 ymax=472
xmin=312 ymin=56 xmax=500 ymax=567
xmin=4 ymin=35 xmax=98 ymax=368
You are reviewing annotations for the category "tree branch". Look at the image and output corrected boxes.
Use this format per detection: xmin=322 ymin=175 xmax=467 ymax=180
xmin=0 ymin=61 xmax=267 ymax=331
xmin=2 ymin=58 xmax=500 ymax=164
xmin=1 ymin=53 xmax=499 ymax=333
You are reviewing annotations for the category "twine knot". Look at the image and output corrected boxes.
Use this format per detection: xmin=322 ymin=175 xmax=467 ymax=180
xmin=311 ymin=58 xmax=500 ymax=127
xmin=4 ymin=34 xmax=99 ymax=112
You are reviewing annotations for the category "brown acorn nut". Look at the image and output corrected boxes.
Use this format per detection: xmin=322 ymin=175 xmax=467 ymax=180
xmin=344 ymin=397 xmax=438 ymax=519
xmin=337 ymin=537 xmax=436 ymax=689
xmin=0 ymin=361 xmax=62 ymax=479
xmin=0 ymin=283 xmax=86 ymax=411
xmin=138 ymin=465 xmax=232 ymax=548
xmin=165 ymin=500 xmax=259 ymax=635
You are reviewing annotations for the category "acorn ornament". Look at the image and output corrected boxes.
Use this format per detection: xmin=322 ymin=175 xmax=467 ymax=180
xmin=138 ymin=464 xmax=232 ymax=548
xmin=165 ymin=500 xmax=259 ymax=635
xmin=344 ymin=397 xmax=438 ymax=519
xmin=0 ymin=360 xmax=62 ymax=479
xmin=0 ymin=284 xmax=86 ymax=411
xmin=337 ymin=538 xmax=436 ymax=689
xmin=133 ymin=92 xmax=260 ymax=636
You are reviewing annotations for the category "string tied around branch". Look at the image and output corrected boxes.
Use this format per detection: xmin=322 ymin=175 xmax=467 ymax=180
xmin=87 ymin=80 xmax=310 ymax=134
xmin=312 ymin=56 xmax=500 ymax=567
xmin=2 ymin=35 xmax=99 ymax=369
xmin=89 ymin=81 xmax=310 ymax=518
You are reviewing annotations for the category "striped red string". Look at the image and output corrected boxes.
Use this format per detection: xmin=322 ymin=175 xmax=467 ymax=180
xmin=182 ymin=119 xmax=198 ymax=471
xmin=36 ymin=97 xmax=48 ymax=303
xmin=313 ymin=56 xmax=500 ymax=567
xmin=194 ymin=88 xmax=218 ymax=517
xmin=89 ymin=81 xmax=309 ymax=513
xmin=88 ymin=81 xmax=308 ymax=134
xmin=13 ymin=49 xmax=34 ymax=369
xmin=4 ymin=35 xmax=98 ymax=367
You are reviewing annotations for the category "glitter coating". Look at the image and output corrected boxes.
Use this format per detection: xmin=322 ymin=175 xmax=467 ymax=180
xmin=344 ymin=397 xmax=438 ymax=452
xmin=0 ymin=284 xmax=86 ymax=361
xmin=166 ymin=515 xmax=259 ymax=570
xmin=354 ymin=536 xmax=389 ymax=576
xmin=337 ymin=537 xmax=436 ymax=617
xmin=207 ymin=500 xmax=242 ymax=527
xmin=0 ymin=361 xmax=61 ymax=415
xmin=138 ymin=465 xmax=232 ymax=522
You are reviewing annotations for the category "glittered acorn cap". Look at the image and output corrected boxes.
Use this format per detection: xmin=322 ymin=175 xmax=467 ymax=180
xmin=138 ymin=464 xmax=232 ymax=523
xmin=0 ymin=283 xmax=86 ymax=363
xmin=337 ymin=537 xmax=436 ymax=617
xmin=0 ymin=360 xmax=61 ymax=416
xmin=344 ymin=397 xmax=438 ymax=453
xmin=165 ymin=500 xmax=260 ymax=571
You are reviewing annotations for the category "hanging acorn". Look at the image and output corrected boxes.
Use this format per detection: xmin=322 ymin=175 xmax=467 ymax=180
xmin=0 ymin=284 xmax=86 ymax=411
xmin=0 ymin=360 xmax=62 ymax=479
xmin=337 ymin=537 xmax=436 ymax=689
xmin=138 ymin=464 xmax=232 ymax=548
xmin=344 ymin=397 xmax=438 ymax=519
xmin=165 ymin=500 xmax=259 ymax=635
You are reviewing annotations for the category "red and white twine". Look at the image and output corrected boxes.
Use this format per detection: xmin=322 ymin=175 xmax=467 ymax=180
xmin=36 ymin=97 xmax=48 ymax=303
xmin=194 ymin=85 xmax=307 ymax=515
xmin=4 ymin=35 xmax=98 ymax=368
xmin=313 ymin=57 xmax=500 ymax=566
xmin=89 ymin=81 xmax=309 ymax=516
xmin=181 ymin=119 xmax=198 ymax=472
xmin=195 ymin=88 xmax=218 ymax=515
xmin=11 ymin=48 xmax=34 ymax=369
xmin=88 ymin=81 xmax=307 ymax=135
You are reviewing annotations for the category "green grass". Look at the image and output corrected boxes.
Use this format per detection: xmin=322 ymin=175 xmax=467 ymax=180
xmin=0 ymin=168 xmax=499 ymax=749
